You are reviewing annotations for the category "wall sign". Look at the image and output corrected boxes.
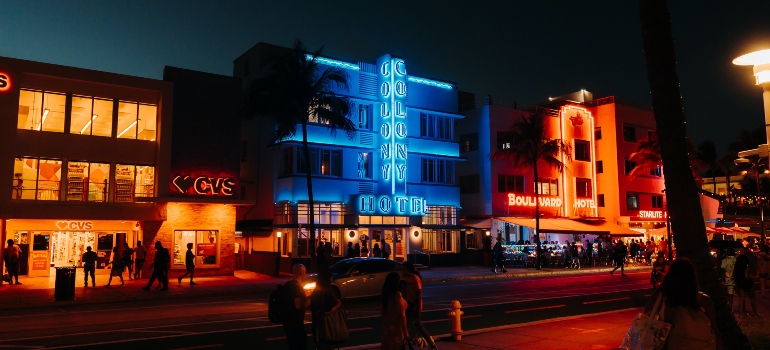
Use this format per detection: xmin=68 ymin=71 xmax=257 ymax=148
xmin=354 ymin=194 xmax=427 ymax=216
xmin=172 ymin=175 xmax=235 ymax=196
xmin=573 ymin=199 xmax=597 ymax=209
xmin=0 ymin=72 xmax=10 ymax=92
xmin=638 ymin=210 xmax=665 ymax=219
xmin=56 ymin=221 xmax=93 ymax=230
xmin=507 ymin=193 xmax=562 ymax=208
xmin=377 ymin=55 xmax=408 ymax=195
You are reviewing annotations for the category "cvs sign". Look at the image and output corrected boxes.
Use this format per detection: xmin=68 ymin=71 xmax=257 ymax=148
xmin=56 ymin=221 xmax=93 ymax=230
xmin=0 ymin=72 xmax=10 ymax=93
xmin=172 ymin=175 xmax=235 ymax=196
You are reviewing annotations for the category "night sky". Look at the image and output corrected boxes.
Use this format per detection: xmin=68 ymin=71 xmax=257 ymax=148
xmin=2 ymin=1 xmax=769 ymax=155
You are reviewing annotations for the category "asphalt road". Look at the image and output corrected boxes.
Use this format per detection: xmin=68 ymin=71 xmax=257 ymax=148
xmin=0 ymin=270 xmax=653 ymax=349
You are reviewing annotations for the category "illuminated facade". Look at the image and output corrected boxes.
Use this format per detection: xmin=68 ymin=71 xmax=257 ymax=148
xmin=235 ymin=43 xmax=463 ymax=269
xmin=0 ymin=57 xmax=243 ymax=280
xmin=458 ymin=91 xmax=666 ymax=249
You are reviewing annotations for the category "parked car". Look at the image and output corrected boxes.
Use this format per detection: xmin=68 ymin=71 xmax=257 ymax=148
xmin=708 ymin=239 xmax=746 ymax=256
xmin=302 ymin=257 xmax=404 ymax=299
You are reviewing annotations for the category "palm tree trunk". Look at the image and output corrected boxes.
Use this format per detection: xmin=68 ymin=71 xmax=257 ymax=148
xmin=301 ymin=121 xmax=317 ymax=272
xmin=533 ymin=160 xmax=542 ymax=270
xmin=638 ymin=1 xmax=749 ymax=348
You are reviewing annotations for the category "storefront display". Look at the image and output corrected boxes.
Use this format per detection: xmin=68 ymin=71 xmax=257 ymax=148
xmin=174 ymin=230 xmax=219 ymax=266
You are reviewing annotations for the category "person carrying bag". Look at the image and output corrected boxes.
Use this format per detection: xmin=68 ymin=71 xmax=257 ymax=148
xmin=311 ymin=271 xmax=347 ymax=349
xmin=619 ymin=291 xmax=672 ymax=349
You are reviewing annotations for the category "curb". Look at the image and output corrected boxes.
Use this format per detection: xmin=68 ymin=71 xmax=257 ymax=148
xmin=421 ymin=265 xmax=651 ymax=283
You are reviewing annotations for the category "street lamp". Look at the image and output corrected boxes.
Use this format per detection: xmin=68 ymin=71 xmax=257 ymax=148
xmin=735 ymin=157 xmax=766 ymax=242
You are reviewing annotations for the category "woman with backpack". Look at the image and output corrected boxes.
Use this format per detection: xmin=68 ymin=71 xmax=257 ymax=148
xmin=402 ymin=262 xmax=437 ymax=350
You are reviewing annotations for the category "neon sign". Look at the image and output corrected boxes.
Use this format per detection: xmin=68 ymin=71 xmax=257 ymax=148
xmin=354 ymin=195 xmax=427 ymax=216
xmin=638 ymin=210 xmax=664 ymax=219
xmin=56 ymin=221 xmax=93 ymax=230
xmin=0 ymin=72 xmax=10 ymax=93
xmin=172 ymin=175 xmax=235 ymax=196
xmin=406 ymin=76 xmax=453 ymax=89
xmin=305 ymin=55 xmax=360 ymax=71
xmin=507 ymin=193 xmax=562 ymax=208
xmin=573 ymin=199 xmax=597 ymax=209
xmin=377 ymin=55 xmax=408 ymax=195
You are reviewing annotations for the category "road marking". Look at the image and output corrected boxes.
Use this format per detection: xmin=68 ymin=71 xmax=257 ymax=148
xmin=171 ymin=345 xmax=224 ymax=349
xmin=420 ymin=287 xmax=647 ymax=310
xmin=505 ymin=304 xmax=566 ymax=313
xmin=422 ymin=314 xmax=480 ymax=324
xmin=123 ymin=329 xmax=196 ymax=335
xmin=424 ymin=282 xmax=648 ymax=306
xmin=582 ymin=297 xmax=631 ymax=305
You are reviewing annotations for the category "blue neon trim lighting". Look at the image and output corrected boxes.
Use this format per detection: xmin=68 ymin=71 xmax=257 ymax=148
xmin=407 ymin=76 xmax=454 ymax=89
xmin=306 ymin=54 xmax=360 ymax=70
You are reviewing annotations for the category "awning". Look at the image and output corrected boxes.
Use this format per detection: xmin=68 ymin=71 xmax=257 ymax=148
xmin=500 ymin=218 xmax=607 ymax=234
xmin=576 ymin=220 xmax=645 ymax=237
xmin=459 ymin=218 xmax=492 ymax=229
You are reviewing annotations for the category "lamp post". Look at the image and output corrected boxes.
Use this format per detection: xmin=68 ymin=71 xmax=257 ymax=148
xmin=735 ymin=158 xmax=765 ymax=242
xmin=277 ymin=231 xmax=282 ymax=256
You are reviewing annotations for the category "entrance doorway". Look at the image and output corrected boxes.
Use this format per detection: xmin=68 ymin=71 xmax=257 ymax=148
xmin=369 ymin=228 xmax=405 ymax=262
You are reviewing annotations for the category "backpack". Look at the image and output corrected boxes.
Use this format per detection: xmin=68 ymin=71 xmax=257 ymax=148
xmin=268 ymin=283 xmax=292 ymax=324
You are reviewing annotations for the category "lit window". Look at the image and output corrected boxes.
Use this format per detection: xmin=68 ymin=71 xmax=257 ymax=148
xmin=536 ymin=178 xmax=559 ymax=195
xmin=358 ymin=152 xmax=371 ymax=178
xmin=67 ymin=161 xmax=110 ymax=202
xmin=627 ymin=193 xmax=640 ymax=209
xmin=17 ymin=90 xmax=65 ymax=132
xmin=12 ymin=157 xmax=62 ymax=200
xmin=173 ymin=230 xmax=219 ymax=266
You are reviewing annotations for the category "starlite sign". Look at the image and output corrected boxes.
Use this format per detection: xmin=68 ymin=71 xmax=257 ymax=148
xmin=507 ymin=193 xmax=562 ymax=208
xmin=377 ymin=55 xmax=408 ymax=195
xmin=638 ymin=210 xmax=665 ymax=219
xmin=354 ymin=195 xmax=427 ymax=216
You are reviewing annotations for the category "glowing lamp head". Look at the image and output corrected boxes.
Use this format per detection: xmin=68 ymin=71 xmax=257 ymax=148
xmin=733 ymin=49 xmax=770 ymax=85
xmin=276 ymin=231 xmax=282 ymax=238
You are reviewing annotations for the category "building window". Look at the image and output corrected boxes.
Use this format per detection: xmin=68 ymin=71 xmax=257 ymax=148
xmin=357 ymin=152 xmax=371 ymax=179
xmin=280 ymin=148 xmax=294 ymax=176
xmin=423 ymin=229 xmax=458 ymax=253
xmin=627 ymin=193 xmax=640 ymax=209
xmin=12 ymin=157 xmax=62 ymax=200
xmin=598 ymin=194 xmax=605 ymax=207
xmin=624 ymin=158 xmax=637 ymax=176
xmin=298 ymin=203 xmax=345 ymax=224
xmin=115 ymin=164 xmax=155 ymax=202
xmin=498 ymin=174 xmax=525 ymax=193
xmin=597 ymin=160 xmax=603 ymax=174
xmin=535 ymin=178 xmax=559 ymax=196
xmin=423 ymin=206 xmax=457 ymax=225
xmin=497 ymin=131 xmax=514 ymax=149
xmin=459 ymin=175 xmax=480 ymax=194
xmin=574 ymin=140 xmax=591 ymax=161
xmin=466 ymin=231 xmax=478 ymax=249
xmin=298 ymin=148 xmax=342 ymax=177
xmin=652 ymin=195 xmax=664 ymax=209
xmin=420 ymin=113 xmax=453 ymax=140
xmin=358 ymin=104 xmax=371 ymax=130
xmin=576 ymin=178 xmax=592 ymax=198
xmin=459 ymin=133 xmax=478 ymax=152
xmin=274 ymin=202 xmax=294 ymax=225
xmin=117 ymin=102 xmax=157 ymax=140
xmin=358 ymin=216 xmax=409 ymax=225
xmin=421 ymin=158 xmax=454 ymax=184
xmin=650 ymin=165 xmax=662 ymax=177
xmin=71 ymin=96 xmax=113 ymax=137
xmin=18 ymin=89 xmax=66 ymax=132
xmin=67 ymin=161 xmax=110 ymax=202
xmin=173 ymin=230 xmax=219 ymax=266
xmin=623 ymin=125 xmax=636 ymax=142
xmin=595 ymin=127 xmax=602 ymax=140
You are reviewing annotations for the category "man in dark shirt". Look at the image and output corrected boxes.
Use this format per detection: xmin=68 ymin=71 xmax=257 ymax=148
xmin=177 ymin=243 xmax=196 ymax=286
xmin=283 ymin=264 xmax=310 ymax=350
xmin=141 ymin=241 xmax=170 ymax=291
xmin=81 ymin=246 xmax=98 ymax=288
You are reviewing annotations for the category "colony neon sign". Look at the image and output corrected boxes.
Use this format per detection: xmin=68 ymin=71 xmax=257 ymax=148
xmin=507 ymin=193 xmax=562 ymax=208
xmin=0 ymin=72 xmax=10 ymax=93
xmin=172 ymin=175 xmax=235 ymax=196
xmin=377 ymin=55 xmax=408 ymax=195
xmin=354 ymin=195 xmax=427 ymax=216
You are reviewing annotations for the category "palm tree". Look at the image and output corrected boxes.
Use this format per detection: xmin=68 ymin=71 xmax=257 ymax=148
xmin=638 ymin=0 xmax=750 ymax=348
xmin=696 ymin=140 xmax=719 ymax=194
xmin=491 ymin=109 xmax=571 ymax=270
xmin=244 ymin=40 xmax=357 ymax=272
xmin=627 ymin=132 xmax=702 ymax=183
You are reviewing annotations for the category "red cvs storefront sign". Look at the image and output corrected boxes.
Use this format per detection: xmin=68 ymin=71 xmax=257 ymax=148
xmin=172 ymin=175 xmax=235 ymax=196
xmin=0 ymin=72 xmax=10 ymax=93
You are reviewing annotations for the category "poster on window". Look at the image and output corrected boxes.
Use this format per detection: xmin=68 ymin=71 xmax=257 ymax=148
xmin=30 ymin=251 xmax=49 ymax=271
xmin=197 ymin=243 xmax=217 ymax=264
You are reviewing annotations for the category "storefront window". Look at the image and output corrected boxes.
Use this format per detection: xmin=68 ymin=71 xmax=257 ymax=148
xmin=298 ymin=203 xmax=345 ymax=224
xmin=117 ymin=102 xmax=138 ymax=139
xmin=135 ymin=166 xmax=154 ymax=197
xmin=423 ymin=229 xmax=458 ymax=253
xmin=71 ymin=96 xmax=113 ymax=137
xmin=173 ymin=230 xmax=218 ymax=266
xmin=17 ymin=89 xmax=66 ymax=132
xmin=67 ymin=162 xmax=110 ymax=202
xmin=138 ymin=104 xmax=157 ymax=141
xmin=358 ymin=215 xmax=409 ymax=225
xmin=423 ymin=206 xmax=457 ymax=225
xmin=115 ymin=165 xmax=135 ymax=202
xmin=13 ymin=157 xmax=62 ymax=200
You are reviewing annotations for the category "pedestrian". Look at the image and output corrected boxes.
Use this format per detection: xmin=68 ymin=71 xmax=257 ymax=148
xmin=563 ymin=241 xmax=572 ymax=267
xmin=629 ymin=239 xmax=639 ymax=263
xmin=345 ymin=242 xmax=355 ymax=258
xmin=758 ymin=252 xmax=770 ymax=297
xmin=283 ymin=264 xmax=310 ymax=350
xmin=354 ymin=242 xmax=361 ymax=257
xmin=645 ymin=258 xmax=722 ymax=349
xmin=106 ymin=246 xmax=124 ymax=287
xmin=610 ymin=240 xmax=627 ymax=276
xmin=134 ymin=240 xmax=146 ymax=279
xmin=584 ymin=240 xmax=592 ymax=265
xmin=177 ymin=243 xmax=196 ymax=286
xmin=141 ymin=241 xmax=170 ymax=291
xmin=734 ymin=253 xmax=760 ymax=318
xmin=381 ymin=238 xmax=391 ymax=260
xmin=81 ymin=246 xmax=97 ymax=288
xmin=121 ymin=242 xmax=134 ymax=280
xmin=491 ymin=240 xmax=506 ymax=273
xmin=381 ymin=272 xmax=409 ymax=350
xmin=651 ymin=253 xmax=666 ymax=290
xmin=659 ymin=237 xmax=668 ymax=257
xmin=373 ymin=243 xmax=381 ymax=258
xmin=323 ymin=242 xmax=333 ymax=268
xmin=360 ymin=241 xmax=369 ymax=257
xmin=316 ymin=243 xmax=328 ymax=274
xmin=720 ymin=248 xmax=737 ymax=312
xmin=402 ymin=262 xmax=437 ymax=350
xmin=3 ymin=239 xmax=22 ymax=285
xmin=646 ymin=240 xmax=655 ymax=264
xmin=310 ymin=270 xmax=343 ymax=349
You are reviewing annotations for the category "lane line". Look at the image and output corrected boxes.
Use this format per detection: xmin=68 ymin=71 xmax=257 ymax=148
xmin=582 ymin=297 xmax=632 ymax=305
xmin=122 ymin=329 xmax=196 ymax=335
xmin=424 ymin=282 xmax=649 ymax=305
xmin=420 ymin=286 xmax=647 ymax=310
xmin=505 ymin=304 xmax=566 ymax=313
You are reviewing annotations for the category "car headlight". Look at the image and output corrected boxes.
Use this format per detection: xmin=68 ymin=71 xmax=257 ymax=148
xmin=303 ymin=282 xmax=316 ymax=291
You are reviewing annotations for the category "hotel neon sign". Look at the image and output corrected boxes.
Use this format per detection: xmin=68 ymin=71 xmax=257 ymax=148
xmin=507 ymin=193 xmax=562 ymax=208
xmin=377 ymin=55 xmax=408 ymax=195
xmin=354 ymin=195 xmax=427 ymax=216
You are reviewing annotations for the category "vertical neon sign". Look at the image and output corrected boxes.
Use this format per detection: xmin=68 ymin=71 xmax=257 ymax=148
xmin=377 ymin=55 xmax=408 ymax=196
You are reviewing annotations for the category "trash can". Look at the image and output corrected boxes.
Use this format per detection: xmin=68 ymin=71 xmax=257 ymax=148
xmin=54 ymin=266 xmax=76 ymax=301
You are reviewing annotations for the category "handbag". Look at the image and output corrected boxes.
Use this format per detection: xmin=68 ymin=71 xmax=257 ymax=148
xmin=619 ymin=293 xmax=672 ymax=350
xmin=317 ymin=294 xmax=349 ymax=345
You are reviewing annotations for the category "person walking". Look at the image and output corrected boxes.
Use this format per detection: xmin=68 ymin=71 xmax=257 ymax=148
xmin=402 ymin=262 xmax=437 ymax=350
xmin=141 ymin=241 xmax=170 ymax=291
xmin=644 ymin=258 xmax=722 ymax=349
xmin=345 ymin=242 xmax=355 ymax=258
xmin=610 ymin=240 xmax=627 ymax=276
xmin=106 ymin=246 xmax=124 ymax=287
xmin=3 ymin=239 xmax=22 ymax=285
xmin=121 ymin=242 xmax=134 ymax=280
xmin=283 ymin=264 xmax=310 ymax=350
xmin=735 ymin=252 xmax=760 ymax=318
xmin=720 ymin=248 xmax=737 ymax=312
xmin=491 ymin=240 xmax=506 ymax=273
xmin=177 ymin=243 xmax=196 ymax=286
xmin=646 ymin=239 xmax=655 ymax=265
xmin=81 ymin=246 xmax=97 ymax=288
xmin=651 ymin=253 xmax=666 ymax=290
xmin=381 ymin=272 xmax=408 ymax=350
xmin=381 ymin=238 xmax=391 ymax=260
xmin=372 ymin=243 xmax=381 ymax=258
xmin=758 ymin=252 xmax=770 ymax=297
xmin=310 ymin=270 xmax=343 ymax=349
xmin=134 ymin=240 xmax=146 ymax=279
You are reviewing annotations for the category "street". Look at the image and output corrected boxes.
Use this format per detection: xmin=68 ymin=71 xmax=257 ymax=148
xmin=0 ymin=269 xmax=653 ymax=349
